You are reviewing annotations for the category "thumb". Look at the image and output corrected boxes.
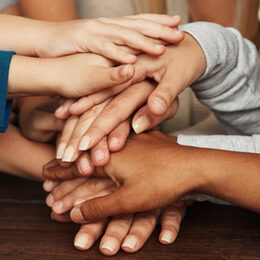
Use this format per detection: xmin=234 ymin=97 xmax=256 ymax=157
xmin=89 ymin=64 xmax=134 ymax=93
xmin=132 ymin=99 xmax=178 ymax=134
xmin=147 ymin=71 xmax=183 ymax=116
xmin=70 ymin=187 xmax=132 ymax=223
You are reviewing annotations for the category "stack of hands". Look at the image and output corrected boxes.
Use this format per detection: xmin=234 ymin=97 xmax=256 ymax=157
xmin=17 ymin=14 xmax=206 ymax=256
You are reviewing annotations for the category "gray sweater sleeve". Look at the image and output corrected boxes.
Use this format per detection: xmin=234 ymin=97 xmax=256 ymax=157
xmin=180 ymin=22 xmax=260 ymax=136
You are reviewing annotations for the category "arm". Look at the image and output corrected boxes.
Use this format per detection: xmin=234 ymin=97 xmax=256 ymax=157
xmin=0 ymin=124 xmax=55 ymax=180
xmin=180 ymin=22 xmax=260 ymax=135
xmin=43 ymin=131 xmax=260 ymax=223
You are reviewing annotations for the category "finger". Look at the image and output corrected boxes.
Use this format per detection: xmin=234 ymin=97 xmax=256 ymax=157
xmin=74 ymin=219 xmax=108 ymax=250
xmin=52 ymin=178 xmax=115 ymax=214
xmin=87 ymin=64 xmax=134 ymax=93
xmin=70 ymin=187 xmax=133 ymax=223
xmin=132 ymin=99 xmax=178 ymax=134
xmin=159 ymin=206 xmax=186 ymax=245
xmin=55 ymin=99 xmax=76 ymax=120
xmin=69 ymin=82 xmax=131 ymax=116
xmin=122 ymin=210 xmax=160 ymax=252
xmin=43 ymin=180 xmax=60 ymax=192
xmin=99 ymin=215 xmax=133 ymax=256
xmin=108 ymin=120 xmax=131 ymax=152
xmin=75 ymin=152 xmax=95 ymax=176
xmin=50 ymin=178 xmax=86 ymax=202
xmin=126 ymin=14 xmax=182 ymax=27
xmin=56 ymin=115 xmax=78 ymax=160
xmin=61 ymin=100 xmax=109 ymax=163
xmin=90 ymin=137 xmax=110 ymax=167
xmin=78 ymin=81 xmax=154 ymax=151
xmin=43 ymin=159 xmax=80 ymax=180
xmin=100 ymin=17 xmax=184 ymax=44
xmin=51 ymin=212 xmax=71 ymax=223
xmin=148 ymin=70 xmax=182 ymax=116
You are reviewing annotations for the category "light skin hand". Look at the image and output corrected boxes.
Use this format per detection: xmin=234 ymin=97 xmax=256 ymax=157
xmin=58 ymin=33 xmax=205 ymax=136
xmin=43 ymin=176 xmax=188 ymax=255
xmin=36 ymin=14 xmax=184 ymax=63
xmin=7 ymin=53 xmax=134 ymax=98
xmin=125 ymin=33 xmax=207 ymax=124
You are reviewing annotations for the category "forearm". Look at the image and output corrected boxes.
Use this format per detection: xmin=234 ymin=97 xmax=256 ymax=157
xmin=197 ymin=147 xmax=260 ymax=213
xmin=0 ymin=124 xmax=55 ymax=180
xmin=0 ymin=14 xmax=50 ymax=56
xmin=180 ymin=22 xmax=260 ymax=135
xmin=18 ymin=0 xmax=78 ymax=21
xmin=7 ymin=55 xmax=58 ymax=97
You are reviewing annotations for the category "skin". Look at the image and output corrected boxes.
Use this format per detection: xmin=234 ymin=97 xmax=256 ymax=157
xmin=54 ymin=32 xmax=204 ymax=163
xmin=0 ymin=13 xmax=183 ymax=62
xmin=43 ymin=130 xmax=260 ymax=223
xmin=44 ymin=174 xmax=190 ymax=255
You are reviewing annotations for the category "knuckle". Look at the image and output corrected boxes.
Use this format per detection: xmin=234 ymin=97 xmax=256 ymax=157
xmin=83 ymin=200 xmax=105 ymax=220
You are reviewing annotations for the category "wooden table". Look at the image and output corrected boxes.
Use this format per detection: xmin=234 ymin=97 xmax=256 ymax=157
xmin=0 ymin=173 xmax=259 ymax=260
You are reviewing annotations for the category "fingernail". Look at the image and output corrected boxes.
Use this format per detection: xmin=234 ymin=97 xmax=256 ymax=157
xmin=101 ymin=238 xmax=117 ymax=252
xmin=74 ymin=234 xmax=89 ymax=249
xmin=122 ymin=235 xmax=138 ymax=249
xmin=53 ymin=200 xmax=63 ymax=214
xmin=79 ymin=135 xmax=90 ymax=151
xmin=62 ymin=146 xmax=75 ymax=162
xmin=161 ymin=230 xmax=173 ymax=243
xmin=71 ymin=207 xmax=85 ymax=223
xmin=56 ymin=105 xmax=64 ymax=114
xmin=109 ymin=137 xmax=119 ymax=149
xmin=56 ymin=143 xmax=66 ymax=159
xmin=94 ymin=150 xmax=105 ymax=163
xmin=43 ymin=180 xmax=54 ymax=192
xmin=79 ymin=157 xmax=91 ymax=175
xmin=132 ymin=116 xmax=150 ymax=134
xmin=46 ymin=194 xmax=54 ymax=207
xmin=121 ymin=65 xmax=132 ymax=76
xmin=153 ymin=97 xmax=167 ymax=114
xmin=155 ymin=44 xmax=165 ymax=51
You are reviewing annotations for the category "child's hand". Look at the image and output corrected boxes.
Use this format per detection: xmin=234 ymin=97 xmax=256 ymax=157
xmin=37 ymin=14 xmax=184 ymax=63
xmin=19 ymin=97 xmax=63 ymax=142
xmin=47 ymin=53 xmax=135 ymax=98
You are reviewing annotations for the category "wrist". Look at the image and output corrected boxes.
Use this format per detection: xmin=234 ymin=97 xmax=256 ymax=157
xmin=168 ymin=141 xmax=209 ymax=197
xmin=7 ymin=55 xmax=56 ymax=97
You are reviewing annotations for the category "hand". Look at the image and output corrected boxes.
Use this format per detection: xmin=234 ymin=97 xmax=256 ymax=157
xmin=36 ymin=14 xmax=184 ymax=63
xmin=54 ymin=81 xmax=178 ymax=158
xmin=19 ymin=97 xmax=63 ymax=142
xmin=68 ymin=131 xmax=204 ymax=223
xmin=129 ymin=32 xmax=206 ymax=120
xmin=8 ymin=53 xmax=134 ymax=98
xmin=43 ymin=176 xmax=190 ymax=256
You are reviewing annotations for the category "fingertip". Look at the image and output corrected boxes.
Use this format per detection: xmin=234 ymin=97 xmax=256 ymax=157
xmin=70 ymin=207 xmax=85 ymax=224
xmin=132 ymin=116 xmax=150 ymax=134
xmin=120 ymin=64 xmax=135 ymax=78
xmin=43 ymin=180 xmax=54 ymax=192
xmin=74 ymin=234 xmax=91 ymax=250
xmin=122 ymin=235 xmax=138 ymax=252
xmin=159 ymin=230 xmax=176 ymax=245
xmin=148 ymin=96 xmax=167 ymax=116
xmin=100 ymin=237 xmax=118 ymax=256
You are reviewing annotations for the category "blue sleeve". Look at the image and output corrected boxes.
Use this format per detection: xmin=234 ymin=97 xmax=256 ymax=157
xmin=0 ymin=50 xmax=15 ymax=133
